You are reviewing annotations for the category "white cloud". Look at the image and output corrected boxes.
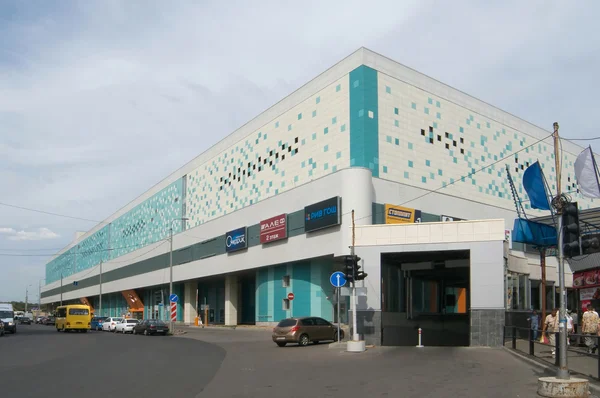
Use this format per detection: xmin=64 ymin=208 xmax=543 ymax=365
xmin=5 ymin=227 xmax=60 ymax=241
xmin=0 ymin=227 xmax=16 ymax=234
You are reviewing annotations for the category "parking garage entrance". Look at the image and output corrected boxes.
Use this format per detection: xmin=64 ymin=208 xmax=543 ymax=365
xmin=381 ymin=250 xmax=470 ymax=346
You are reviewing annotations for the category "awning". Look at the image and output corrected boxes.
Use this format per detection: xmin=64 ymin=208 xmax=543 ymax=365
xmin=507 ymin=253 xmax=529 ymax=274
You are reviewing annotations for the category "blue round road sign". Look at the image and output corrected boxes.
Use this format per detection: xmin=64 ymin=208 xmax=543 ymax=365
xmin=169 ymin=294 xmax=178 ymax=303
xmin=330 ymin=271 xmax=346 ymax=288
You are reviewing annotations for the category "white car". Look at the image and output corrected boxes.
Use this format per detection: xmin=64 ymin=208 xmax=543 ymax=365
xmin=102 ymin=317 xmax=124 ymax=332
xmin=115 ymin=319 xmax=139 ymax=334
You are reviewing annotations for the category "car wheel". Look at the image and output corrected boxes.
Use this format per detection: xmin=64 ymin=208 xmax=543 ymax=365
xmin=144 ymin=329 xmax=148 ymax=336
xmin=334 ymin=330 xmax=344 ymax=341
xmin=56 ymin=327 xmax=60 ymax=332
xmin=122 ymin=329 xmax=126 ymax=334
xmin=298 ymin=334 xmax=309 ymax=347
xmin=133 ymin=329 xmax=137 ymax=335
xmin=276 ymin=342 xmax=287 ymax=347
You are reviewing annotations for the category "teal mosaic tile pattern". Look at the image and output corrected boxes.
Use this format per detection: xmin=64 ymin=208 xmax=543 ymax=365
xmin=46 ymin=225 xmax=110 ymax=283
xmin=377 ymin=74 xmax=595 ymax=213
xmin=110 ymin=179 xmax=184 ymax=259
xmin=185 ymin=76 xmax=351 ymax=227
xmin=349 ymin=65 xmax=379 ymax=177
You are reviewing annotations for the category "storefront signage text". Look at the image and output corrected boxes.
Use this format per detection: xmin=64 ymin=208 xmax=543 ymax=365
xmin=384 ymin=204 xmax=421 ymax=224
xmin=225 ymin=227 xmax=247 ymax=253
xmin=260 ymin=214 xmax=287 ymax=244
xmin=304 ymin=197 xmax=341 ymax=233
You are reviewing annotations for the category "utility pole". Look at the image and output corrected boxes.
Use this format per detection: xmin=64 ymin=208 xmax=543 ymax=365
xmin=38 ymin=279 xmax=43 ymax=311
xmin=99 ymin=260 xmax=103 ymax=317
xmin=25 ymin=286 xmax=29 ymax=312
xmin=552 ymin=121 xmax=569 ymax=380
xmin=540 ymin=248 xmax=546 ymax=324
xmin=351 ymin=210 xmax=358 ymax=341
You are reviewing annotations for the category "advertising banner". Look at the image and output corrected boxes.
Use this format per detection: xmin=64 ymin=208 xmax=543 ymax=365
xmin=260 ymin=214 xmax=287 ymax=244
xmin=225 ymin=227 xmax=247 ymax=253
xmin=579 ymin=286 xmax=600 ymax=301
xmin=384 ymin=204 xmax=421 ymax=224
xmin=573 ymin=269 xmax=600 ymax=289
xmin=304 ymin=197 xmax=341 ymax=233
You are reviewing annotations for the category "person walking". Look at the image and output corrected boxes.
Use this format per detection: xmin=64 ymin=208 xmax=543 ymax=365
xmin=527 ymin=310 xmax=540 ymax=341
xmin=544 ymin=308 xmax=559 ymax=356
xmin=581 ymin=304 xmax=599 ymax=354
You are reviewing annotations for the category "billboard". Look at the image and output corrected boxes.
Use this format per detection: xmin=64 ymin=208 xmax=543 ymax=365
xmin=225 ymin=227 xmax=247 ymax=253
xmin=304 ymin=197 xmax=341 ymax=233
xmin=384 ymin=204 xmax=422 ymax=224
xmin=260 ymin=214 xmax=287 ymax=244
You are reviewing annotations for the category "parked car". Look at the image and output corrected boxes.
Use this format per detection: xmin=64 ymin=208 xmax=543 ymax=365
xmin=272 ymin=317 xmax=343 ymax=347
xmin=133 ymin=319 xmax=169 ymax=336
xmin=19 ymin=317 xmax=31 ymax=325
xmin=91 ymin=317 xmax=107 ymax=331
xmin=0 ymin=320 xmax=4 ymax=336
xmin=115 ymin=319 xmax=139 ymax=334
xmin=43 ymin=316 xmax=55 ymax=326
xmin=35 ymin=316 xmax=44 ymax=324
xmin=102 ymin=317 xmax=124 ymax=332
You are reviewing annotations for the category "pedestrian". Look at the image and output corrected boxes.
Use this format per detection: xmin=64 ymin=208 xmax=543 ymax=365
xmin=566 ymin=310 xmax=574 ymax=345
xmin=527 ymin=310 xmax=540 ymax=341
xmin=544 ymin=308 xmax=559 ymax=356
xmin=581 ymin=304 xmax=599 ymax=354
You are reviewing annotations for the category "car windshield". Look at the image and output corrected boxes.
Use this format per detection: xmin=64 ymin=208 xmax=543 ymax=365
xmin=277 ymin=319 xmax=297 ymax=327
xmin=151 ymin=320 xmax=167 ymax=326
xmin=0 ymin=311 xmax=13 ymax=318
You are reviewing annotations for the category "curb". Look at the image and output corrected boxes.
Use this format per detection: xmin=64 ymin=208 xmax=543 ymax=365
xmin=503 ymin=347 xmax=600 ymax=396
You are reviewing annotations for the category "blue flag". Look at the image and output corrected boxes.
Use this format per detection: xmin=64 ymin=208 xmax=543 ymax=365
xmin=523 ymin=161 xmax=551 ymax=210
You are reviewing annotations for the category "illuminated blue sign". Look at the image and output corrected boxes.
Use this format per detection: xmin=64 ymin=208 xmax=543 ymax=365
xmin=225 ymin=227 xmax=247 ymax=253
xmin=304 ymin=197 xmax=341 ymax=233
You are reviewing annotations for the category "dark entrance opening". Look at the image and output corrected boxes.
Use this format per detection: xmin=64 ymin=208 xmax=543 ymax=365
xmin=381 ymin=250 xmax=470 ymax=346
xmin=239 ymin=272 xmax=256 ymax=325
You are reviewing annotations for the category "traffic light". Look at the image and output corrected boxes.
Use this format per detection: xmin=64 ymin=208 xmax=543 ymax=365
xmin=342 ymin=255 xmax=368 ymax=282
xmin=562 ymin=202 xmax=580 ymax=258
xmin=343 ymin=255 xmax=355 ymax=283
xmin=562 ymin=202 xmax=600 ymax=257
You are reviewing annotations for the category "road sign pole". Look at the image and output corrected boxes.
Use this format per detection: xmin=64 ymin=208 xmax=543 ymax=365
xmin=337 ymin=287 xmax=341 ymax=342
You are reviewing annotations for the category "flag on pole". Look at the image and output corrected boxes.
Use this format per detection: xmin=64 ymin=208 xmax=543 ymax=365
xmin=574 ymin=146 xmax=600 ymax=198
xmin=523 ymin=161 xmax=551 ymax=210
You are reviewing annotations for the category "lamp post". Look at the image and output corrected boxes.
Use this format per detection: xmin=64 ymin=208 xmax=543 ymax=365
xmin=169 ymin=217 xmax=188 ymax=334
xmin=38 ymin=278 xmax=45 ymax=311
xmin=25 ymin=284 xmax=32 ymax=312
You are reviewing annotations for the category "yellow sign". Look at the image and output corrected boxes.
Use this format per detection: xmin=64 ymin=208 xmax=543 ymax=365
xmin=384 ymin=204 xmax=419 ymax=224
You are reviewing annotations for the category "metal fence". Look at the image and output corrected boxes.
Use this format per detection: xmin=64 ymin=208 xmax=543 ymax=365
xmin=504 ymin=325 xmax=600 ymax=379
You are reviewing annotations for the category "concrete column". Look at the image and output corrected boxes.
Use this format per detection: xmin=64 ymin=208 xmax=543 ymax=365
xmin=183 ymin=281 xmax=197 ymax=325
xmin=225 ymin=274 xmax=239 ymax=326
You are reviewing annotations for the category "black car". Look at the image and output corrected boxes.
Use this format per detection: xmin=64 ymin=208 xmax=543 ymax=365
xmin=19 ymin=317 xmax=31 ymax=325
xmin=133 ymin=319 xmax=169 ymax=336
xmin=0 ymin=321 xmax=4 ymax=337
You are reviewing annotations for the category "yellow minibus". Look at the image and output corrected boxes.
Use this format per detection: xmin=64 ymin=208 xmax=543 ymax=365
xmin=55 ymin=305 xmax=91 ymax=332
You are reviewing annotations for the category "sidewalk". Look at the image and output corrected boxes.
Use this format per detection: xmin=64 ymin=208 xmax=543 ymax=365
xmin=506 ymin=337 xmax=600 ymax=380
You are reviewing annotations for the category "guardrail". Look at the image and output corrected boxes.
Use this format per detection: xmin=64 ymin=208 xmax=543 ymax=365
xmin=504 ymin=325 xmax=600 ymax=379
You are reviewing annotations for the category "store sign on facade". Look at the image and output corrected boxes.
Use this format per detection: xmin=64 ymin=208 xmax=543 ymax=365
xmin=225 ymin=227 xmax=247 ymax=253
xmin=573 ymin=269 xmax=600 ymax=289
xmin=304 ymin=196 xmax=341 ymax=233
xmin=384 ymin=204 xmax=422 ymax=224
xmin=260 ymin=214 xmax=287 ymax=244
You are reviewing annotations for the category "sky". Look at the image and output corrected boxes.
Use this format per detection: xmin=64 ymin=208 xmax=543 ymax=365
xmin=1 ymin=1 xmax=599 ymax=302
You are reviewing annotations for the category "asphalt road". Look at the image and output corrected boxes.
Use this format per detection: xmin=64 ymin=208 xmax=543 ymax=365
xmin=0 ymin=324 xmax=225 ymax=397
xmin=0 ymin=324 xmax=576 ymax=397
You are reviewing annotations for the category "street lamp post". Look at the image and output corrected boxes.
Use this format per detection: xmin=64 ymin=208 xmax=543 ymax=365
xmin=38 ymin=278 xmax=45 ymax=311
xmin=25 ymin=284 xmax=32 ymax=312
xmin=169 ymin=217 xmax=188 ymax=334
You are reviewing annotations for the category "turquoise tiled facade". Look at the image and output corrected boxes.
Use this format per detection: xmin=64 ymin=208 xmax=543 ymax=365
xmin=46 ymin=179 xmax=184 ymax=283
xmin=256 ymin=259 xmax=334 ymax=323
xmin=110 ymin=178 xmax=184 ymax=259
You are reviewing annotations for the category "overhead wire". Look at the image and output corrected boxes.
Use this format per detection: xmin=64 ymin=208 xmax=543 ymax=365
xmin=0 ymin=201 xmax=105 ymax=223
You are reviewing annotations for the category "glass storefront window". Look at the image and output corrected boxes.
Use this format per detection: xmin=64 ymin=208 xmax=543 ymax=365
xmin=506 ymin=272 xmax=529 ymax=310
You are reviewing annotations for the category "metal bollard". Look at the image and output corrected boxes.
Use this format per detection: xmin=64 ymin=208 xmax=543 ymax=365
xmin=512 ymin=326 xmax=517 ymax=349
xmin=555 ymin=332 xmax=560 ymax=366
xmin=597 ymin=336 xmax=600 ymax=379
xmin=416 ymin=328 xmax=424 ymax=348
xmin=529 ymin=328 xmax=534 ymax=355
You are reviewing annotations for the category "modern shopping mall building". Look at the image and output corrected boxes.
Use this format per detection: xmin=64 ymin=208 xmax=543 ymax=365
xmin=41 ymin=48 xmax=594 ymax=346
